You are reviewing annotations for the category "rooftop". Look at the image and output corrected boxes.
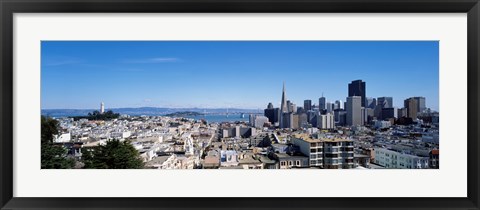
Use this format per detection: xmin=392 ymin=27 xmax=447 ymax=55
xmin=293 ymin=134 xmax=352 ymax=143
xmin=146 ymin=155 xmax=171 ymax=166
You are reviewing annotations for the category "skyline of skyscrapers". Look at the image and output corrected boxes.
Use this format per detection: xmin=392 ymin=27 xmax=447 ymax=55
xmin=268 ymin=79 xmax=431 ymax=129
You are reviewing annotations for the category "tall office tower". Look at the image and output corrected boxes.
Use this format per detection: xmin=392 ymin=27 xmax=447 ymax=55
xmin=298 ymin=113 xmax=308 ymax=128
xmin=297 ymin=107 xmax=305 ymax=114
xmin=291 ymin=114 xmax=299 ymax=129
xmin=287 ymin=100 xmax=292 ymax=112
xmin=304 ymin=100 xmax=312 ymax=111
xmin=377 ymin=97 xmax=393 ymax=109
xmin=326 ymin=102 xmax=333 ymax=113
xmin=365 ymin=97 xmax=376 ymax=109
xmin=333 ymin=109 xmax=347 ymax=126
xmin=361 ymin=107 xmax=367 ymax=125
xmin=397 ymin=108 xmax=407 ymax=118
xmin=335 ymin=100 xmax=343 ymax=110
xmin=264 ymin=103 xmax=277 ymax=124
xmin=413 ymin=97 xmax=426 ymax=112
xmin=362 ymin=108 xmax=374 ymax=124
xmin=404 ymin=97 xmax=419 ymax=119
xmin=307 ymin=111 xmax=318 ymax=126
xmin=333 ymin=101 xmax=340 ymax=110
xmin=249 ymin=114 xmax=257 ymax=126
xmin=254 ymin=116 xmax=269 ymax=128
xmin=288 ymin=102 xmax=297 ymax=114
xmin=381 ymin=107 xmax=398 ymax=120
xmin=319 ymin=95 xmax=326 ymax=110
xmin=280 ymin=82 xmax=288 ymax=128
xmin=346 ymin=96 xmax=363 ymax=126
xmin=348 ymin=80 xmax=366 ymax=107
xmin=282 ymin=112 xmax=294 ymax=129
xmin=374 ymin=104 xmax=383 ymax=119
xmin=339 ymin=111 xmax=347 ymax=126
xmin=267 ymin=102 xmax=274 ymax=109
xmin=273 ymin=108 xmax=280 ymax=125
xmin=100 ymin=102 xmax=105 ymax=114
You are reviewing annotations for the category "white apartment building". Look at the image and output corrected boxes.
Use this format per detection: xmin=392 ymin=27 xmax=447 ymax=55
xmin=220 ymin=150 xmax=239 ymax=167
xmin=292 ymin=134 xmax=354 ymax=169
xmin=110 ymin=131 xmax=131 ymax=139
xmin=374 ymin=147 xmax=429 ymax=169
xmin=146 ymin=154 xmax=195 ymax=169
xmin=54 ymin=133 xmax=71 ymax=143
xmin=317 ymin=113 xmax=335 ymax=129
xmin=292 ymin=134 xmax=323 ymax=168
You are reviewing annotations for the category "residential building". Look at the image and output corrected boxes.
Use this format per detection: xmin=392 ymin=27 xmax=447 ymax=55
xmin=272 ymin=153 xmax=309 ymax=169
xmin=429 ymin=149 xmax=439 ymax=169
xmin=323 ymin=139 xmax=355 ymax=169
xmin=292 ymin=134 xmax=324 ymax=168
xmin=374 ymin=147 xmax=429 ymax=169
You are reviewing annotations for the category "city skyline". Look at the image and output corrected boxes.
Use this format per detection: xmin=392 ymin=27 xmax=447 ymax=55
xmin=42 ymin=41 xmax=439 ymax=111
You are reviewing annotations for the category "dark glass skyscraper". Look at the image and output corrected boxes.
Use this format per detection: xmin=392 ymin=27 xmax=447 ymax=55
xmin=304 ymin=100 xmax=312 ymax=111
xmin=319 ymin=96 xmax=326 ymax=110
xmin=264 ymin=103 xmax=279 ymax=124
xmin=348 ymin=80 xmax=366 ymax=107
xmin=267 ymin=102 xmax=274 ymax=109
xmin=377 ymin=97 xmax=393 ymax=109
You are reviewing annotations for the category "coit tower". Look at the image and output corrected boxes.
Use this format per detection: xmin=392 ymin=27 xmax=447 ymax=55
xmin=100 ymin=102 xmax=105 ymax=114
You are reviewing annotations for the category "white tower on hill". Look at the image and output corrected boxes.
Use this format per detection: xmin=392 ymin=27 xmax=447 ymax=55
xmin=100 ymin=102 xmax=105 ymax=114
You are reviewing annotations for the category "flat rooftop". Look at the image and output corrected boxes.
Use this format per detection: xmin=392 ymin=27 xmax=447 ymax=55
xmin=293 ymin=134 xmax=352 ymax=143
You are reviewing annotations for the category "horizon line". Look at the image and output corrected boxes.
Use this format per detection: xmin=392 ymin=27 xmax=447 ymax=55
xmin=41 ymin=106 xmax=266 ymax=110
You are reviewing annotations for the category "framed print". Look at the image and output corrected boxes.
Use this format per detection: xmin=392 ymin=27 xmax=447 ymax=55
xmin=1 ymin=0 xmax=479 ymax=210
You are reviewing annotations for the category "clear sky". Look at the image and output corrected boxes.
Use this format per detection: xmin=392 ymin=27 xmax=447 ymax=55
xmin=41 ymin=41 xmax=439 ymax=111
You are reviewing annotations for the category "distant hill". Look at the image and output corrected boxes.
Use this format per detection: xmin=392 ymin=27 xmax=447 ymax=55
xmin=41 ymin=107 xmax=262 ymax=118
xmin=165 ymin=111 xmax=203 ymax=117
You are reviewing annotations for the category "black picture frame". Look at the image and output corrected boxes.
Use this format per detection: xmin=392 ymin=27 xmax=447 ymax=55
xmin=1 ymin=0 xmax=479 ymax=209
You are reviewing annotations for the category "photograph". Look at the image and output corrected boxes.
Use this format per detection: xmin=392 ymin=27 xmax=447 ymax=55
xmin=40 ymin=41 xmax=440 ymax=170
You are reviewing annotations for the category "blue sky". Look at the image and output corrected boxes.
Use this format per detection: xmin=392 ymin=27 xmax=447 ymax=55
xmin=41 ymin=41 xmax=439 ymax=111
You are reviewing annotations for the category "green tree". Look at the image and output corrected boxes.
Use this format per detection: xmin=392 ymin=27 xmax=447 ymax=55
xmin=82 ymin=139 xmax=144 ymax=169
xmin=41 ymin=116 xmax=75 ymax=169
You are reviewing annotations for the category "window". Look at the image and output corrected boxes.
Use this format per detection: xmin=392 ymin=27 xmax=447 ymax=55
xmin=280 ymin=161 xmax=285 ymax=166
xmin=325 ymin=154 xmax=338 ymax=158
xmin=289 ymin=161 xmax=293 ymax=166
xmin=296 ymin=160 xmax=300 ymax=166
